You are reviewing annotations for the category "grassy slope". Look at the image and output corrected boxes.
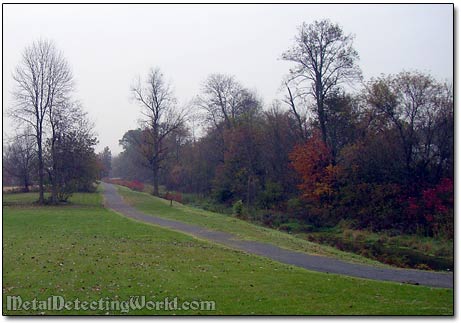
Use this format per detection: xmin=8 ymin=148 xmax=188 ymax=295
xmin=2 ymin=191 xmax=453 ymax=315
xmin=117 ymin=186 xmax=388 ymax=267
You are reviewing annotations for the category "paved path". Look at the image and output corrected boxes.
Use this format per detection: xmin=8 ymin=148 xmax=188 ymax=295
xmin=102 ymin=182 xmax=453 ymax=289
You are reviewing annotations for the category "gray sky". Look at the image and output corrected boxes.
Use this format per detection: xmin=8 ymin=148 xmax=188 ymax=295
xmin=3 ymin=4 xmax=453 ymax=155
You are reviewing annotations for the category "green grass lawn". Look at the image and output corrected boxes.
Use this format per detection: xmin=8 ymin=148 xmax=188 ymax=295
xmin=2 ymin=190 xmax=453 ymax=315
xmin=117 ymin=186 xmax=389 ymax=267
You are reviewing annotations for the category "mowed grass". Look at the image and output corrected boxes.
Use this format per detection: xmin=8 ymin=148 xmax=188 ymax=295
xmin=2 ymin=191 xmax=453 ymax=315
xmin=117 ymin=186 xmax=387 ymax=267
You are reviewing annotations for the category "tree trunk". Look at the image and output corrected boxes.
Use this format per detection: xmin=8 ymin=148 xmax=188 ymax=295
xmin=51 ymin=177 xmax=58 ymax=204
xmin=315 ymin=78 xmax=328 ymax=144
xmin=23 ymin=177 xmax=29 ymax=193
xmin=246 ymin=175 xmax=251 ymax=208
xmin=50 ymin=136 xmax=59 ymax=204
xmin=317 ymin=98 xmax=328 ymax=144
xmin=37 ymin=134 xmax=45 ymax=204
xmin=153 ymin=166 xmax=159 ymax=196
xmin=152 ymin=129 xmax=160 ymax=196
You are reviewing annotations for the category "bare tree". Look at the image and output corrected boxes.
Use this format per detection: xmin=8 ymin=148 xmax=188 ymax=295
xmin=282 ymin=20 xmax=362 ymax=143
xmin=131 ymin=67 xmax=187 ymax=196
xmin=196 ymin=74 xmax=261 ymax=163
xmin=282 ymin=82 xmax=309 ymax=142
xmin=366 ymin=71 xmax=453 ymax=183
xmin=196 ymin=74 xmax=247 ymax=130
xmin=10 ymin=39 xmax=73 ymax=203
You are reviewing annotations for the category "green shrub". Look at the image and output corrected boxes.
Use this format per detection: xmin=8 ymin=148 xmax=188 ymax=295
xmin=232 ymin=200 xmax=244 ymax=217
xmin=213 ymin=188 xmax=233 ymax=203
xmin=180 ymin=194 xmax=195 ymax=205
xmin=257 ymin=181 xmax=284 ymax=209
xmin=256 ymin=212 xmax=289 ymax=228
xmin=286 ymin=198 xmax=304 ymax=215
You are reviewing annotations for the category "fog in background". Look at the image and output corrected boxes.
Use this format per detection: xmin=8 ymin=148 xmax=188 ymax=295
xmin=3 ymin=4 xmax=453 ymax=154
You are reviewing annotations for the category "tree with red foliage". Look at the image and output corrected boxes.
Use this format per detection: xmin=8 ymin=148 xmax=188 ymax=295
xmin=289 ymin=132 xmax=339 ymax=202
xmin=405 ymin=178 xmax=453 ymax=238
xmin=289 ymin=132 xmax=343 ymax=226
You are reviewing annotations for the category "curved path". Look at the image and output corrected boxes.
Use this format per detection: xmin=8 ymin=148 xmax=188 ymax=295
xmin=102 ymin=182 xmax=453 ymax=289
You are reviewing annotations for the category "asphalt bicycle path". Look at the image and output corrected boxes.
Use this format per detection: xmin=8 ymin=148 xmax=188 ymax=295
xmin=102 ymin=182 xmax=453 ymax=289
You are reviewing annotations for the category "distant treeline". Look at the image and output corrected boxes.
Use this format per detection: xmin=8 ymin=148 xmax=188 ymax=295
xmin=112 ymin=20 xmax=453 ymax=239
xmin=6 ymin=21 xmax=451 ymax=236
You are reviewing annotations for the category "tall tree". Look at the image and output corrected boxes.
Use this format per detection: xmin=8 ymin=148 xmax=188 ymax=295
xmin=50 ymin=112 xmax=99 ymax=201
xmin=47 ymin=101 xmax=82 ymax=203
xmin=282 ymin=20 xmax=362 ymax=144
xmin=197 ymin=74 xmax=249 ymax=130
xmin=366 ymin=71 xmax=453 ymax=185
xmin=322 ymin=90 xmax=359 ymax=163
xmin=197 ymin=74 xmax=264 ymax=205
xmin=260 ymin=102 xmax=299 ymax=193
xmin=10 ymin=39 xmax=73 ymax=204
xmin=131 ymin=67 xmax=187 ymax=196
xmin=98 ymin=146 xmax=112 ymax=178
xmin=112 ymin=129 xmax=152 ymax=182
xmin=197 ymin=74 xmax=249 ymax=163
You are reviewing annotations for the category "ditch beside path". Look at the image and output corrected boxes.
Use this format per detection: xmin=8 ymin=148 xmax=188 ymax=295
xmin=102 ymin=182 xmax=453 ymax=289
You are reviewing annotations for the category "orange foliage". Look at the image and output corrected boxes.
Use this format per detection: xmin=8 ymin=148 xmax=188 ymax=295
xmin=289 ymin=133 xmax=340 ymax=202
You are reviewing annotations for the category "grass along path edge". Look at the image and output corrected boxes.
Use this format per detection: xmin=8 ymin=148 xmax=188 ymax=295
xmin=2 ymin=189 xmax=453 ymax=315
xmin=115 ymin=185 xmax=386 ymax=267
xmin=105 ymin=183 xmax=453 ymax=288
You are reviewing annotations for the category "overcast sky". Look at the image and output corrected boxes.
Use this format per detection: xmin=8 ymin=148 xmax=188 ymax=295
xmin=3 ymin=4 xmax=453 ymax=155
